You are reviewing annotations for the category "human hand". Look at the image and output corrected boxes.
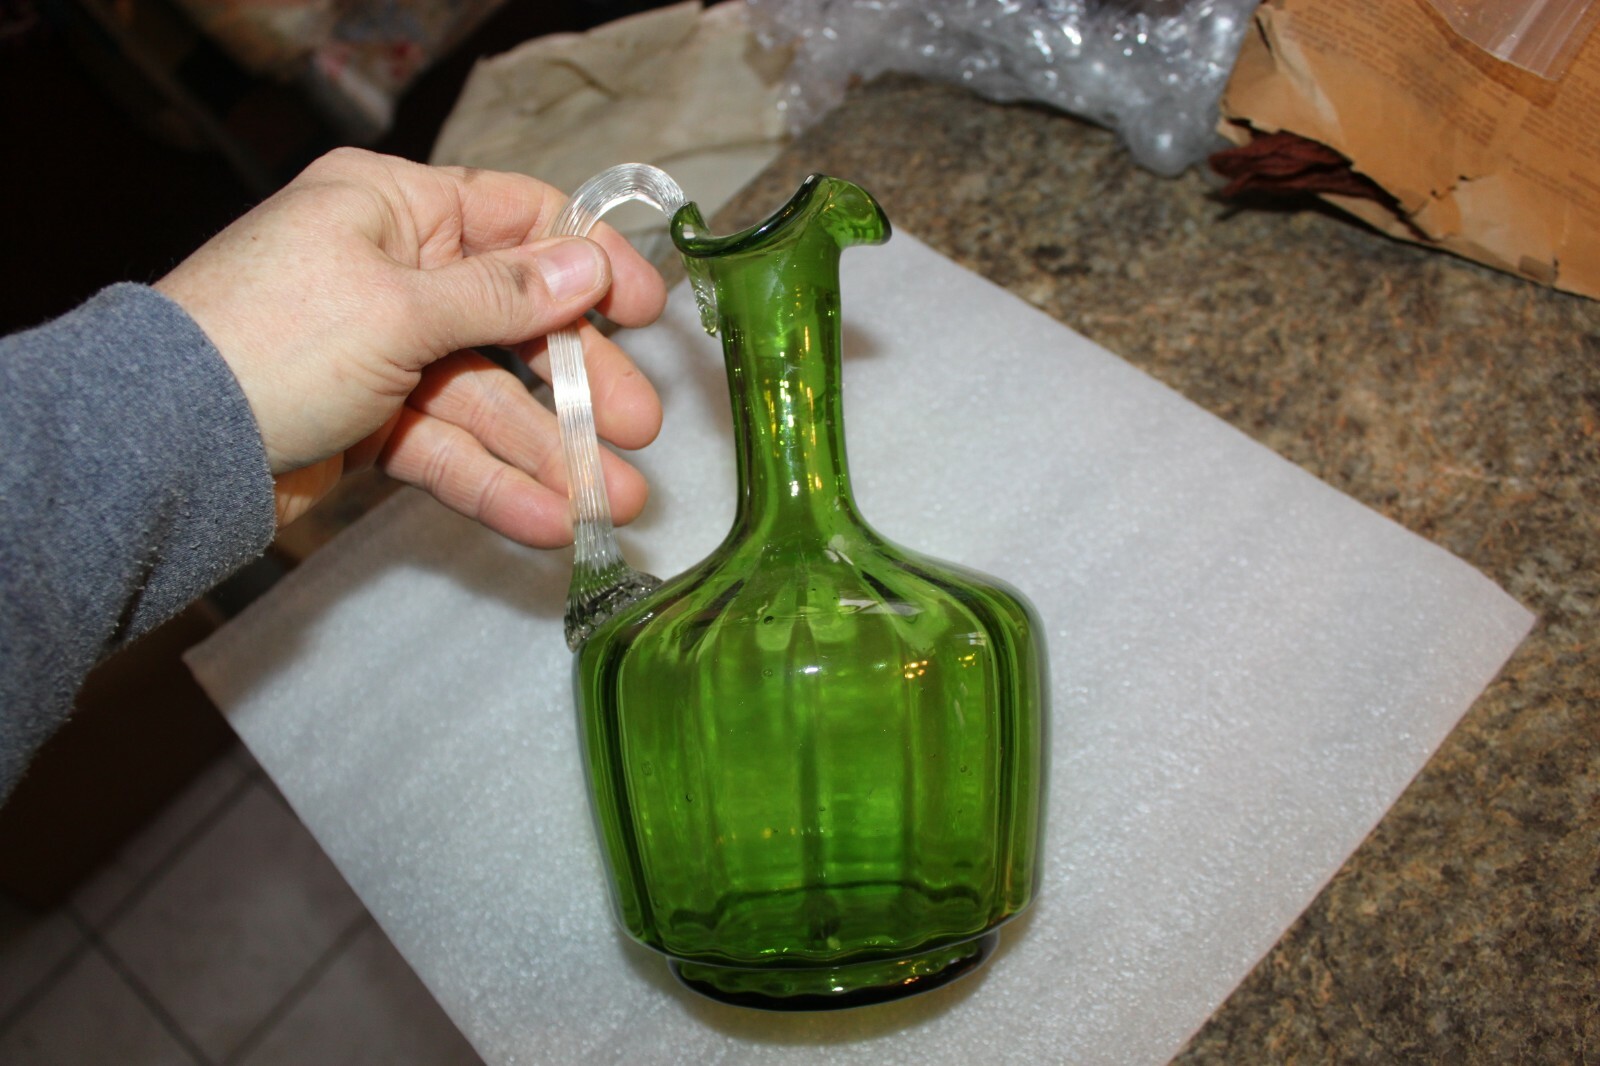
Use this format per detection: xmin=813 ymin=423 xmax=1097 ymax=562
xmin=155 ymin=147 xmax=667 ymax=548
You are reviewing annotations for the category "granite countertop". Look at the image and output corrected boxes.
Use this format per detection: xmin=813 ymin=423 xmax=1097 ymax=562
xmin=714 ymin=76 xmax=1597 ymax=1062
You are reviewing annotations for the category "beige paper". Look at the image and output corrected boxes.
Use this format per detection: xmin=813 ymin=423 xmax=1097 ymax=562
xmin=1220 ymin=0 xmax=1600 ymax=299
xmin=430 ymin=0 xmax=787 ymax=247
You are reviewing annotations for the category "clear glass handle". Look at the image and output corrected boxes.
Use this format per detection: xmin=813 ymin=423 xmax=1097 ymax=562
xmin=541 ymin=164 xmax=695 ymax=650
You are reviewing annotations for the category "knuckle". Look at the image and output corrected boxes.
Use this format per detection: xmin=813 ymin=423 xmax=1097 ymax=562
xmin=460 ymin=375 xmax=505 ymax=439
xmin=534 ymin=440 xmax=567 ymax=489
xmin=304 ymin=145 xmax=375 ymax=179
xmin=471 ymin=463 xmax=510 ymax=520
xmin=481 ymin=257 xmax=536 ymax=335
xmin=449 ymin=257 xmax=518 ymax=321
xmin=420 ymin=431 xmax=458 ymax=499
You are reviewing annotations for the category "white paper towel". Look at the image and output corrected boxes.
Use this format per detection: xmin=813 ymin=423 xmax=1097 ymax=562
xmin=188 ymin=233 xmax=1533 ymax=1064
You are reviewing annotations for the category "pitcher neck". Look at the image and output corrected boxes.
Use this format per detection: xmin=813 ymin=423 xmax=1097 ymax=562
xmin=670 ymin=175 xmax=891 ymax=548
xmin=718 ymin=274 xmax=861 ymax=544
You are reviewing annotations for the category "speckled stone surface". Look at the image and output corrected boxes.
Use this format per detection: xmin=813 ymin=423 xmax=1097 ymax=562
xmin=715 ymin=76 xmax=1598 ymax=1064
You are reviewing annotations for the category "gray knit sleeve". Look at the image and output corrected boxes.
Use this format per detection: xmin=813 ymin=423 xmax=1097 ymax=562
xmin=0 ymin=284 xmax=277 ymax=797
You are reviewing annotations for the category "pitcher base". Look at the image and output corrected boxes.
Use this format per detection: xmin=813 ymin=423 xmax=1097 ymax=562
xmin=669 ymin=932 xmax=998 ymax=1012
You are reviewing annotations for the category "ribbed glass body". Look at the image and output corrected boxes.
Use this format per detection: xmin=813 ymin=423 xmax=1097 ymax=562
xmin=573 ymin=176 xmax=1047 ymax=1009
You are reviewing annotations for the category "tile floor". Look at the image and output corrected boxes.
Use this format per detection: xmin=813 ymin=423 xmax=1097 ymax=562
xmin=0 ymin=744 xmax=483 ymax=1065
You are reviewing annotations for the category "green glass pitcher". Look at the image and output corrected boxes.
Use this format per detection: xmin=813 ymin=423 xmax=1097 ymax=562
xmin=572 ymin=174 xmax=1048 ymax=1010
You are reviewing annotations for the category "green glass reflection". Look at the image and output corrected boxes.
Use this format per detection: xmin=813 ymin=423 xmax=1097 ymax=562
xmin=574 ymin=175 xmax=1047 ymax=1010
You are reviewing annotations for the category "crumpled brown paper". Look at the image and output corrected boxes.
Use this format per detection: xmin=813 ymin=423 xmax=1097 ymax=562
xmin=1219 ymin=0 xmax=1600 ymax=300
xmin=430 ymin=0 xmax=787 ymax=251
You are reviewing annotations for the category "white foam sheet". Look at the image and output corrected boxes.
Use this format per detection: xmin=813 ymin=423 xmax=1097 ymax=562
xmin=188 ymin=233 xmax=1533 ymax=1064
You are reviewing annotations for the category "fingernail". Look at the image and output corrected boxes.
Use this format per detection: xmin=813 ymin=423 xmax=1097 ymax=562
xmin=535 ymin=238 xmax=605 ymax=302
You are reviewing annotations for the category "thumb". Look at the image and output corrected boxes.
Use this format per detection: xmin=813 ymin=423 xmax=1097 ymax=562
xmin=409 ymin=236 xmax=611 ymax=358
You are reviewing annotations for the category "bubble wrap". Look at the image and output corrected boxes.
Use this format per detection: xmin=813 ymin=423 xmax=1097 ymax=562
xmin=187 ymin=233 xmax=1533 ymax=1064
xmin=744 ymin=0 xmax=1258 ymax=175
